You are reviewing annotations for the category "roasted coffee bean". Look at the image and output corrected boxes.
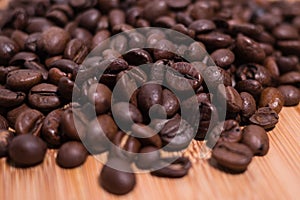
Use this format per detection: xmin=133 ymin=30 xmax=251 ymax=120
xmin=176 ymin=12 xmax=193 ymax=27
xmin=64 ymin=39 xmax=89 ymax=64
xmin=162 ymin=89 xmax=180 ymax=118
xmin=153 ymin=39 xmax=176 ymax=60
xmin=0 ymin=88 xmax=26 ymax=107
xmin=106 ymin=58 xmax=129 ymax=74
xmin=6 ymin=104 xmax=30 ymax=127
xmin=277 ymin=40 xmax=300 ymax=57
xmin=61 ymin=107 xmax=88 ymax=140
xmin=24 ymin=33 xmax=42 ymax=52
xmin=56 ymin=141 xmax=88 ymax=168
xmin=228 ymin=22 xmax=263 ymax=36
xmin=241 ymin=125 xmax=269 ymax=156
xmin=38 ymin=27 xmax=70 ymax=55
xmin=71 ymin=27 xmax=94 ymax=48
xmin=0 ymin=66 xmax=20 ymax=84
xmin=78 ymin=9 xmax=101 ymax=31
xmin=211 ymin=142 xmax=253 ymax=173
xmin=15 ymin=109 xmax=44 ymax=136
xmin=236 ymin=64 xmax=272 ymax=87
xmin=218 ymin=86 xmax=242 ymax=113
xmin=236 ymin=34 xmax=265 ymax=63
xmin=276 ymin=56 xmax=298 ymax=74
xmin=259 ymin=87 xmax=284 ymax=114
xmin=9 ymin=52 xmax=39 ymax=66
xmin=151 ymin=156 xmax=191 ymax=178
xmin=0 ymin=129 xmax=14 ymax=157
xmin=279 ymin=71 xmax=300 ymax=86
xmin=26 ymin=17 xmax=53 ymax=33
xmin=112 ymin=102 xmax=143 ymax=130
xmin=272 ymin=24 xmax=299 ymax=40
xmin=91 ymin=30 xmax=111 ymax=50
xmin=143 ymin=1 xmax=169 ymax=22
xmin=131 ymin=123 xmax=162 ymax=148
xmin=0 ymin=115 xmax=9 ymax=130
xmin=278 ymin=85 xmax=300 ymax=106
xmin=159 ymin=118 xmax=194 ymax=151
xmin=70 ymin=0 xmax=97 ymax=10
xmin=48 ymin=68 xmax=70 ymax=85
xmin=249 ymin=107 xmax=279 ymax=130
xmin=264 ymin=57 xmax=280 ymax=83
xmin=211 ymin=49 xmax=235 ymax=68
xmin=85 ymin=115 xmax=118 ymax=154
xmin=235 ymin=80 xmax=263 ymax=98
xmin=240 ymin=92 xmax=256 ymax=120
xmin=49 ymin=59 xmax=78 ymax=74
xmin=188 ymin=19 xmax=216 ymax=34
xmin=154 ymin=16 xmax=176 ymax=28
xmin=109 ymin=9 xmax=125 ymax=27
xmin=98 ymin=0 xmax=119 ymax=13
xmin=100 ymin=158 xmax=136 ymax=195
xmin=8 ymin=134 xmax=47 ymax=167
xmin=87 ymin=83 xmax=112 ymax=115
xmin=11 ymin=30 xmax=28 ymax=50
xmin=46 ymin=4 xmax=74 ymax=26
xmin=0 ymin=36 xmax=20 ymax=65
xmin=135 ymin=146 xmax=160 ymax=169
xmin=197 ymin=32 xmax=233 ymax=50
xmin=28 ymin=83 xmax=61 ymax=112
xmin=57 ymin=77 xmax=79 ymax=102
xmin=6 ymin=69 xmax=43 ymax=92
xmin=41 ymin=109 xmax=63 ymax=147
xmin=127 ymin=31 xmax=146 ymax=49
xmin=138 ymin=83 xmax=163 ymax=114
xmin=123 ymin=49 xmax=153 ymax=66
xmin=166 ymin=0 xmax=191 ymax=10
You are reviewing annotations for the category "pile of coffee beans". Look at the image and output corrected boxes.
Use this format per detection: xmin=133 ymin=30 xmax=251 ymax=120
xmin=0 ymin=0 xmax=300 ymax=195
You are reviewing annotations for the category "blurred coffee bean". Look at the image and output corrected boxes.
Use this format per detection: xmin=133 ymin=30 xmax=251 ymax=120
xmin=279 ymin=71 xmax=300 ymax=86
xmin=278 ymin=85 xmax=300 ymax=106
xmin=26 ymin=17 xmax=53 ymax=33
xmin=272 ymin=24 xmax=299 ymax=40
xmin=87 ymin=83 xmax=112 ymax=115
xmin=188 ymin=19 xmax=216 ymax=34
xmin=143 ymin=1 xmax=169 ymax=22
xmin=276 ymin=56 xmax=298 ymax=74
xmin=0 ymin=115 xmax=9 ymax=130
xmin=78 ymin=9 xmax=101 ymax=31
xmin=162 ymin=89 xmax=180 ymax=118
xmin=0 ymin=130 xmax=14 ymax=157
xmin=0 ymin=36 xmax=20 ymax=65
xmin=6 ymin=104 xmax=30 ymax=128
xmin=259 ymin=87 xmax=284 ymax=114
xmin=197 ymin=32 xmax=233 ymax=50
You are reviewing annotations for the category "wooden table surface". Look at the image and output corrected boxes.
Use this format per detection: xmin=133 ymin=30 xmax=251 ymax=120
xmin=0 ymin=105 xmax=300 ymax=200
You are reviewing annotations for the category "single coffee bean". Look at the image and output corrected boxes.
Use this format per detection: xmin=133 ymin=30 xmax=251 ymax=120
xmin=0 ymin=88 xmax=26 ymax=107
xmin=123 ymin=49 xmax=153 ymax=66
xmin=56 ymin=141 xmax=88 ymax=168
xmin=71 ymin=27 xmax=93 ymax=48
xmin=109 ymin=9 xmax=125 ymax=27
xmin=211 ymin=49 xmax=235 ymax=68
xmin=131 ymin=123 xmax=162 ymax=148
xmin=135 ymin=146 xmax=160 ymax=169
xmin=28 ymin=83 xmax=61 ymax=112
xmin=9 ymin=52 xmax=39 ymax=66
xmin=11 ymin=30 xmax=28 ymax=50
xmin=0 ymin=115 xmax=9 ymax=130
xmin=0 ymin=66 xmax=20 ymax=84
xmin=277 ymin=40 xmax=300 ymax=57
xmin=143 ymin=1 xmax=169 ymax=22
xmin=241 ymin=125 xmax=269 ymax=156
xmin=272 ymin=23 xmax=299 ymax=40
xmin=106 ymin=58 xmax=129 ymax=74
xmin=278 ymin=85 xmax=300 ymax=106
xmin=38 ymin=27 xmax=70 ymax=55
xmin=166 ymin=0 xmax=191 ymax=10
xmin=235 ymin=80 xmax=263 ymax=98
xmin=153 ymin=39 xmax=176 ymax=60
xmin=264 ymin=57 xmax=280 ymax=83
xmin=240 ymin=92 xmax=256 ymax=120
xmin=6 ymin=104 xmax=30 ymax=127
xmin=26 ymin=17 xmax=53 ymax=33
xmin=8 ymin=134 xmax=47 ymax=167
xmin=259 ymin=87 xmax=285 ymax=114
xmin=162 ymin=89 xmax=180 ymax=118
xmin=218 ymin=86 xmax=243 ymax=113
xmin=276 ymin=56 xmax=298 ymax=74
xmin=15 ymin=109 xmax=44 ymax=136
xmin=211 ymin=142 xmax=253 ymax=172
xmin=138 ymin=83 xmax=163 ymax=114
xmin=279 ymin=71 xmax=300 ymax=86
xmin=24 ymin=32 xmax=42 ymax=52
xmin=0 ymin=36 xmax=20 ymax=65
xmin=64 ymin=39 xmax=89 ymax=64
xmin=85 ymin=115 xmax=118 ymax=154
xmin=41 ymin=109 xmax=62 ymax=147
xmin=236 ymin=64 xmax=272 ymax=87
xmin=100 ymin=158 xmax=136 ymax=195
xmin=88 ymin=83 xmax=112 ymax=115
xmin=188 ymin=19 xmax=216 ymax=34
xmin=151 ymin=156 xmax=191 ymax=178
xmin=159 ymin=118 xmax=194 ymax=151
xmin=78 ymin=9 xmax=101 ymax=31
xmin=91 ymin=30 xmax=111 ymax=50
xmin=249 ymin=107 xmax=279 ymax=130
xmin=155 ymin=16 xmax=176 ymax=28
xmin=228 ymin=22 xmax=263 ymax=36
xmin=6 ymin=69 xmax=43 ymax=92
xmin=112 ymin=102 xmax=143 ymax=130
xmin=0 ymin=130 xmax=14 ymax=157
xmin=197 ymin=32 xmax=233 ymax=50
xmin=48 ymin=68 xmax=70 ymax=85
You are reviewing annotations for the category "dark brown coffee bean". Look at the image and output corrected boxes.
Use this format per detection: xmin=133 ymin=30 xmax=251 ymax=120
xmin=64 ymin=39 xmax=89 ymax=64
xmin=135 ymin=146 xmax=160 ymax=169
xmin=197 ymin=32 xmax=233 ymax=50
xmin=211 ymin=142 xmax=253 ymax=172
xmin=11 ymin=30 xmax=28 ymax=50
xmin=48 ymin=68 xmax=70 ymax=85
xmin=112 ymin=102 xmax=143 ymax=130
xmin=211 ymin=49 xmax=235 ymax=68
xmin=85 ymin=115 xmax=118 ymax=154
xmin=159 ymin=118 xmax=194 ymax=151
xmin=109 ymin=9 xmax=125 ymax=27
xmin=138 ymin=83 xmax=163 ymax=114
xmin=259 ymin=87 xmax=284 ymax=114
xmin=0 ymin=115 xmax=9 ymax=130
xmin=241 ymin=125 xmax=269 ymax=156
xmin=218 ymin=86 xmax=242 ymax=113
xmin=6 ymin=104 xmax=30 ymax=128
xmin=6 ymin=69 xmax=43 ymax=92
xmin=0 ymin=36 xmax=20 ymax=65
xmin=143 ymin=1 xmax=169 ymax=22
xmin=100 ymin=158 xmax=136 ymax=195
xmin=236 ymin=34 xmax=265 ymax=63
xmin=228 ymin=22 xmax=263 ymax=36
xmin=46 ymin=4 xmax=74 ymax=26
xmin=155 ymin=16 xmax=176 ymax=28
xmin=176 ymin=12 xmax=193 ymax=27
xmin=272 ymin=24 xmax=299 ymax=40
xmin=249 ymin=107 xmax=279 ymax=130
xmin=188 ymin=19 xmax=216 ymax=34
xmin=123 ymin=49 xmax=153 ymax=66
xmin=264 ymin=57 xmax=280 ymax=83
xmin=49 ymin=59 xmax=78 ymax=74
xmin=24 ymin=33 xmax=42 ymax=52
xmin=26 ymin=17 xmax=53 ymax=33
xmin=38 ymin=27 xmax=70 ymax=55
xmin=162 ymin=89 xmax=179 ymax=118
xmin=57 ymin=77 xmax=80 ymax=102
xmin=9 ymin=52 xmax=39 ymax=66
xmin=190 ymin=1 xmax=214 ymax=20
xmin=236 ymin=80 xmax=263 ymax=98
xmin=279 ymin=71 xmax=300 ymax=86
xmin=0 ymin=129 xmax=14 ymax=157
xmin=28 ymin=83 xmax=61 ymax=112
xmin=91 ymin=30 xmax=111 ymax=50
xmin=8 ymin=134 xmax=47 ymax=167
xmin=236 ymin=64 xmax=272 ymax=87
xmin=87 ymin=83 xmax=112 ymax=115
xmin=56 ymin=141 xmax=88 ymax=168
xmin=0 ymin=88 xmax=26 ymax=107
xmin=71 ymin=27 xmax=93 ymax=48
xmin=276 ymin=56 xmax=298 ymax=74
xmin=166 ymin=0 xmax=191 ymax=10
xmin=151 ymin=156 xmax=191 ymax=178
xmin=42 ymin=109 xmax=62 ymax=147
xmin=277 ymin=40 xmax=300 ymax=57
xmin=278 ymin=85 xmax=300 ymax=106
xmin=131 ymin=123 xmax=162 ymax=148
xmin=15 ymin=109 xmax=44 ymax=136
xmin=78 ymin=9 xmax=101 ymax=31
xmin=240 ymin=92 xmax=256 ymax=120
xmin=0 ymin=66 xmax=20 ymax=84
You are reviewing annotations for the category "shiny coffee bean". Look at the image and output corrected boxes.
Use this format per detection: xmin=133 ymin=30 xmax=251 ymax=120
xmin=123 ymin=49 xmax=153 ymax=66
xmin=24 ymin=32 xmax=42 ymax=52
xmin=218 ymin=86 xmax=242 ymax=113
xmin=88 ymin=83 xmax=112 ymax=115
xmin=6 ymin=104 xmax=30 ymax=127
xmin=15 ymin=109 xmax=44 ymax=136
xmin=241 ymin=125 xmax=269 ymax=156
xmin=259 ymin=87 xmax=284 ymax=114
xmin=272 ymin=24 xmax=299 ymax=40
xmin=100 ymin=158 xmax=136 ymax=195
xmin=211 ymin=49 xmax=235 ymax=68
xmin=0 ymin=130 xmax=14 ymax=157
xmin=0 ymin=115 xmax=9 ymax=130
xmin=197 ymin=32 xmax=233 ymax=50
xmin=48 ymin=68 xmax=70 ymax=85
xmin=278 ymin=85 xmax=300 ymax=106
xmin=240 ymin=92 xmax=256 ymax=120
xmin=0 ymin=88 xmax=26 ymax=107
xmin=9 ymin=52 xmax=39 ymax=66
xmin=249 ymin=107 xmax=279 ymax=130
xmin=159 ymin=118 xmax=194 ymax=151
xmin=153 ymin=39 xmax=176 ymax=60
xmin=85 ymin=115 xmax=118 ymax=154
xmin=56 ymin=141 xmax=88 ymax=168
xmin=8 ymin=134 xmax=47 ymax=167
xmin=135 ymin=146 xmax=160 ymax=169
xmin=131 ymin=123 xmax=162 ymax=148
xmin=236 ymin=64 xmax=272 ymax=87
xmin=138 ymin=83 xmax=163 ymax=114
xmin=26 ymin=17 xmax=53 ymax=33
xmin=78 ymin=9 xmax=101 ymax=31
xmin=0 ymin=66 xmax=20 ymax=84
xmin=188 ymin=19 xmax=216 ymax=34
xmin=64 ymin=39 xmax=89 ymax=64
xmin=162 ymin=89 xmax=180 ymax=118
xmin=28 ymin=83 xmax=61 ymax=112
xmin=41 ymin=109 xmax=63 ymax=147
xmin=235 ymin=80 xmax=263 ymax=98
xmin=264 ymin=57 xmax=280 ymax=82
xmin=279 ymin=71 xmax=300 ymax=86
xmin=0 ymin=36 xmax=20 ymax=65
xmin=11 ymin=30 xmax=28 ymax=50
xmin=211 ymin=142 xmax=253 ymax=173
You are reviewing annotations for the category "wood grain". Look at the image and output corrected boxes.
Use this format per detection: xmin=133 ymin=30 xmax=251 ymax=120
xmin=0 ymin=105 xmax=300 ymax=200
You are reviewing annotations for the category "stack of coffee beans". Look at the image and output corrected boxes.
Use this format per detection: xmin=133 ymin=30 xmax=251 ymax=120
xmin=0 ymin=0 xmax=300 ymax=195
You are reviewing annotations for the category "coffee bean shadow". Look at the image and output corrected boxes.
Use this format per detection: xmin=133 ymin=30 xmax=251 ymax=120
xmin=208 ymin=158 xmax=246 ymax=175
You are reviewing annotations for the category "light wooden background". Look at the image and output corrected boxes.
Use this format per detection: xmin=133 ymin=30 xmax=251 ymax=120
xmin=1 ymin=0 xmax=300 ymax=199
